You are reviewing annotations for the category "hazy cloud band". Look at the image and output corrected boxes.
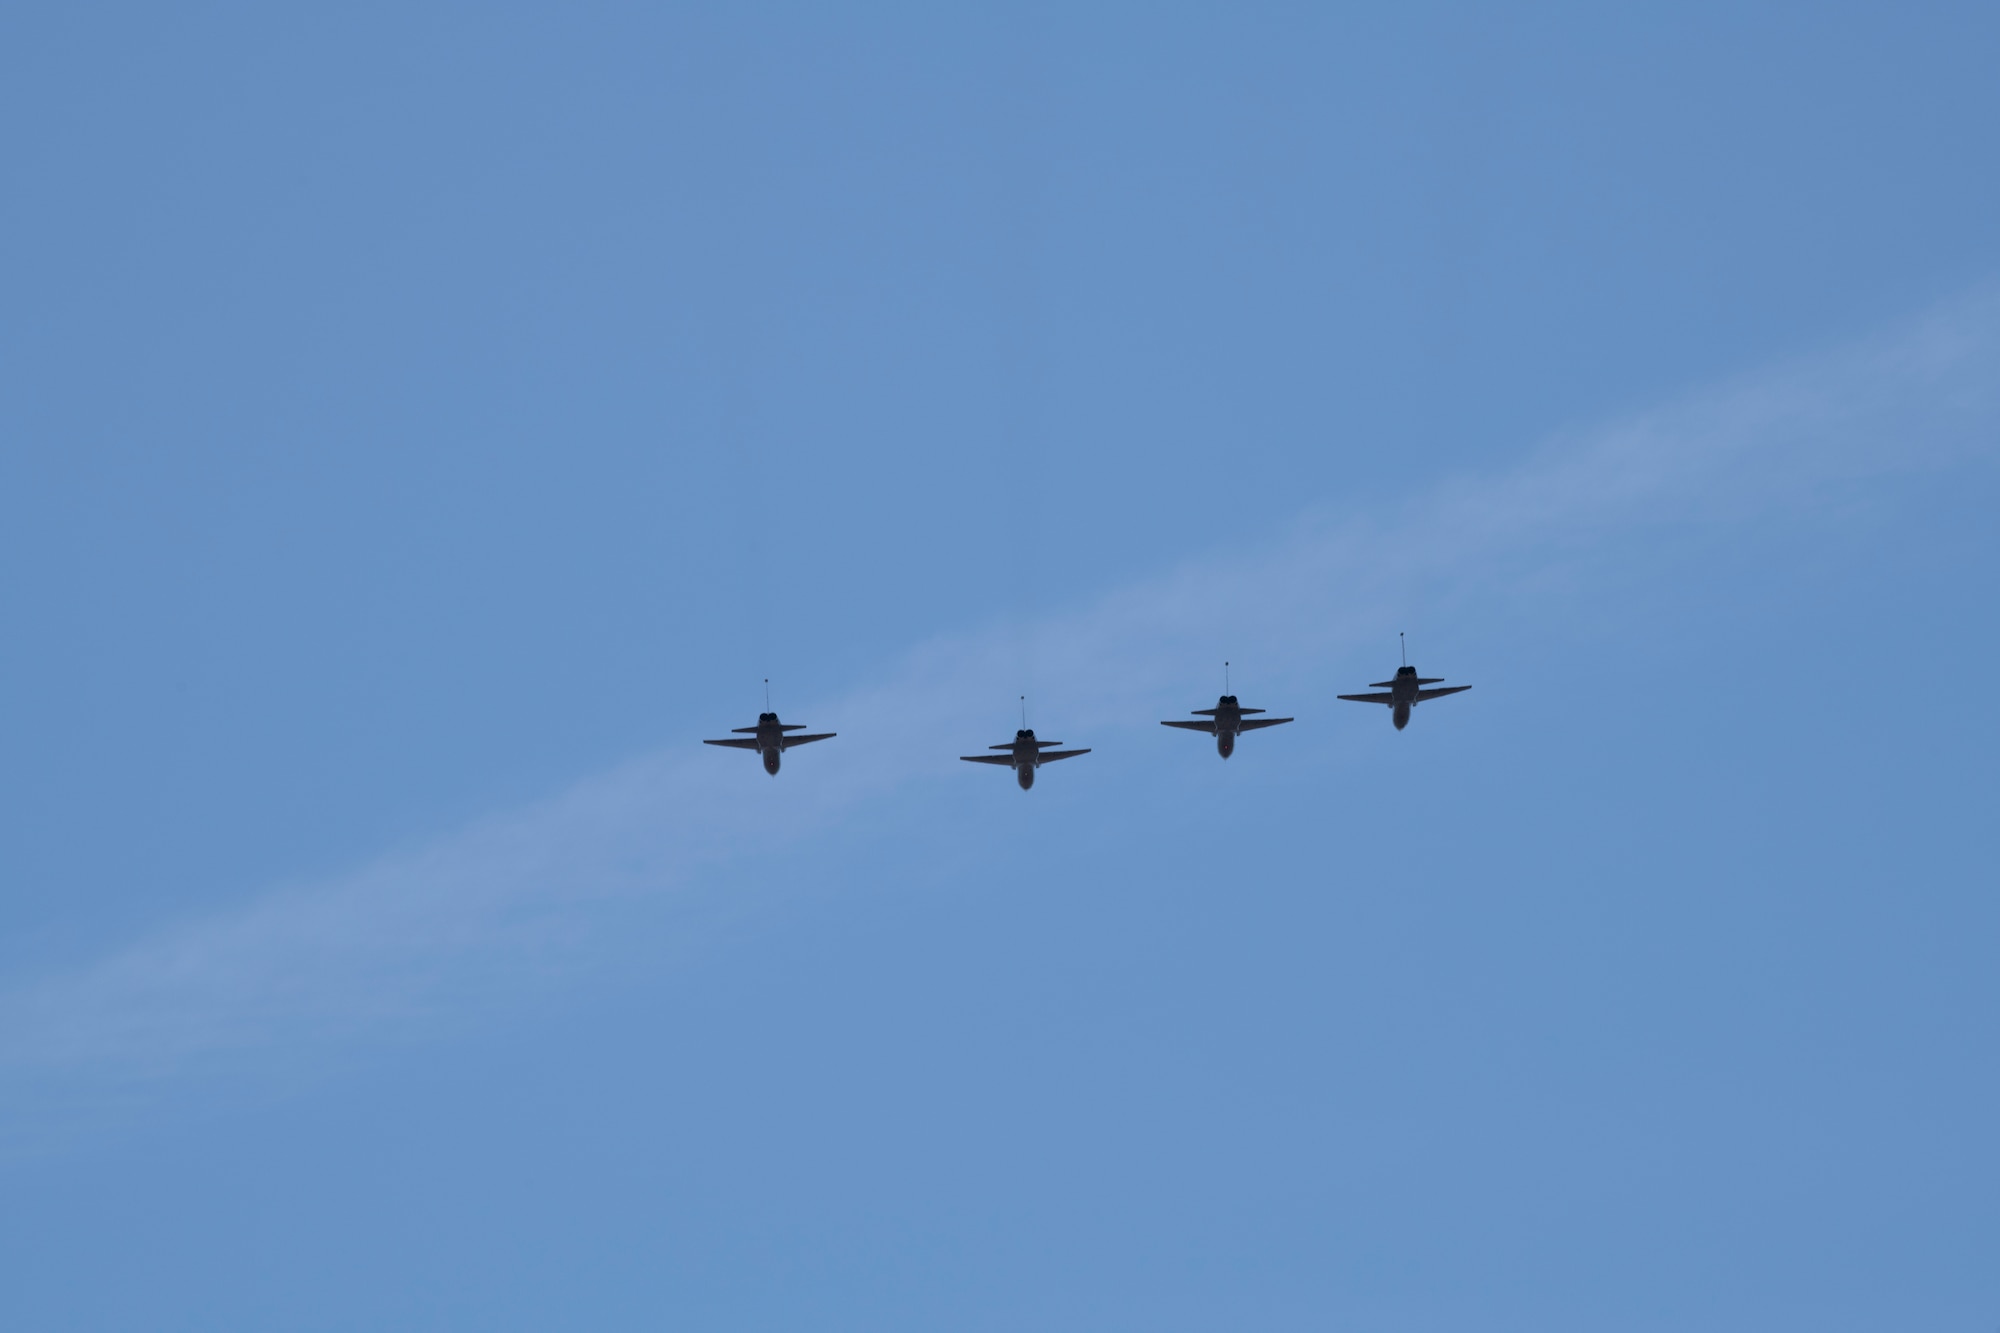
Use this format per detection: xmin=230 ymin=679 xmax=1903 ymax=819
xmin=4 ymin=287 xmax=1996 ymax=1116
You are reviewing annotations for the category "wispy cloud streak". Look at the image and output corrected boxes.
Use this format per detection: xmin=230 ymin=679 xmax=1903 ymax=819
xmin=4 ymin=290 xmax=1997 ymax=1108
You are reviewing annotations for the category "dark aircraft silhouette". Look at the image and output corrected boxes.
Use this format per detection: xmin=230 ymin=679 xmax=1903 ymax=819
xmin=961 ymin=728 xmax=1090 ymax=790
xmin=704 ymin=710 xmax=835 ymax=775
xmin=1339 ymin=636 xmax=1470 ymax=731
xmin=1162 ymin=682 xmax=1292 ymax=759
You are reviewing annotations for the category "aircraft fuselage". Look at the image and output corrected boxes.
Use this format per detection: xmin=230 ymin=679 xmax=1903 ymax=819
xmin=995 ymin=736 xmax=1043 ymax=789
xmin=746 ymin=716 xmax=788 ymax=772
xmin=1207 ymin=696 xmax=1247 ymax=758
xmin=1385 ymin=667 xmax=1421 ymax=730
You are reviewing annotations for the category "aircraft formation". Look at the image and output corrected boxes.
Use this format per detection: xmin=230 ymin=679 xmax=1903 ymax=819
xmin=706 ymin=636 xmax=1470 ymax=788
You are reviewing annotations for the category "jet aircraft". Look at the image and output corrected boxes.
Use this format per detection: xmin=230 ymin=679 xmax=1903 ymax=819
xmin=961 ymin=728 xmax=1090 ymax=790
xmin=704 ymin=710 xmax=835 ymax=775
xmin=1338 ymin=636 xmax=1470 ymax=730
xmin=1162 ymin=687 xmax=1292 ymax=759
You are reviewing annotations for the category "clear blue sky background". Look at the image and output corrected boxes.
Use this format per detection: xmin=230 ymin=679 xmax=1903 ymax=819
xmin=3 ymin=4 xmax=1998 ymax=1330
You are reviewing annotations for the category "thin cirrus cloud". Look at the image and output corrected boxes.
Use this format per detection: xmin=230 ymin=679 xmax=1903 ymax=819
xmin=2 ymin=286 xmax=1995 ymax=1123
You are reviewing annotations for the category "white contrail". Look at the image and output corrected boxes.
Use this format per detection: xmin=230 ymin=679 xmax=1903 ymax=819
xmin=3 ymin=288 xmax=1995 ymax=1106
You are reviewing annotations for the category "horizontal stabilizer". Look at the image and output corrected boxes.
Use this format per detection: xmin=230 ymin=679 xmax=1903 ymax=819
xmin=1238 ymin=707 xmax=1266 ymax=714
xmin=779 ymin=723 xmax=810 ymax=731
xmin=1237 ymin=716 xmax=1293 ymax=730
xmin=1414 ymin=685 xmax=1470 ymax=702
xmin=1369 ymin=680 xmax=1399 ymax=689
xmin=780 ymin=732 xmax=836 ymax=748
xmin=1039 ymin=748 xmax=1090 ymax=762
xmin=704 ymin=737 xmax=761 ymax=749
xmin=1189 ymin=708 xmax=1219 ymax=716
xmin=730 ymin=726 xmax=760 ymax=733
xmin=1162 ymin=720 xmax=1218 ymax=733
xmin=960 ymin=754 xmax=1016 ymax=765
xmin=1338 ymin=692 xmax=1395 ymax=705
xmin=1416 ymin=678 xmax=1445 ymax=686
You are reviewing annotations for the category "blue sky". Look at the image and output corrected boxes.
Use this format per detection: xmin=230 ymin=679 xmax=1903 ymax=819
xmin=3 ymin=4 xmax=1998 ymax=1330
